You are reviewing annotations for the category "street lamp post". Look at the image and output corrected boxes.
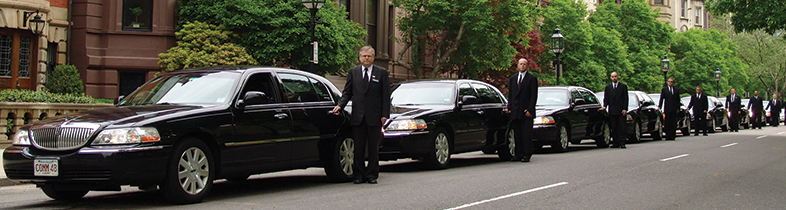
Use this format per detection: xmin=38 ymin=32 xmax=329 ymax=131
xmin=714 ymin=68 xmax=722 ymax=97
xmin=302 ymin=0 xmax=326 ymax=73
xmin=550 ymin=26 xmax=565 ymax=86
xmin=661 ymin=54 xmax=670 ymax=86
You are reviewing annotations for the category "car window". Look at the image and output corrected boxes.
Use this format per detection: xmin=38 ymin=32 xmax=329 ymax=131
xmin=240 ymin=72 xmax=278 ymax=105
xmin=537 ymin=90 xmax=569 ymax=106
xmin=629 ymin=93 xmax=639 ymax=108
xmin=120 ymin=71 xmax=238 ymax=106
xmin=473 ymin=83 xmax=502 ymax=104
xmin=580 ymin=89 xmax=599 ymax=104
xmin=458 ymin=83 xmax=478 ymax=102
xmin=278 ymin=73 xmax=321 ymax=103
xmin=391 ymin=82 xmax=454 ymax=105
xmin=308 ymin=77 xmax=333 ymax=102
xmin=570 ymin=89 xmax=582 ymax=103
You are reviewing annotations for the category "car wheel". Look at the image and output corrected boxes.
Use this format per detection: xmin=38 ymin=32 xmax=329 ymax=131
xmin=325 ymin=136 xmax=354 ymax=182
xmin=424 ymin=128 xmax=450 ymax=169
xmin=628 ymin=122 xmax=641 ymax=143
xmin=551 ymin=124 xmax=569 ymax=152
xmin=651 ymin=118 xmax=663 ymax=140
xmin=498 ymin=128 xmax=514 ymax=161
xmin=41 ymin=185 xmax=89 ymax=201
xmin=721 ymin=116 xmax=729 ymax=132
xmin=595 ymin=123 xmax=611 ymax=148
xmin=709 ymin=118 xmax=717 ymax=133
xmin=681 ymin=119 xmax=691 ymax=136
xmin=160 ymin=138 xmax=214 ymax=204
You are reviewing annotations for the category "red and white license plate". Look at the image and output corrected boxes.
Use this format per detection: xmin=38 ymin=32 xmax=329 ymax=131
xmin=34 ymin=159 xmax=59 ymax=177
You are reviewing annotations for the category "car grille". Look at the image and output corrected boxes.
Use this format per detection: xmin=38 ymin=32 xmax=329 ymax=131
xmin=31 ymin=127 xmax=96 ymax=151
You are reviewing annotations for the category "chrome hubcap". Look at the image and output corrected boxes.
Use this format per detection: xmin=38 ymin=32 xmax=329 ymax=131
xmin=339 ymin=138 xmax=354 ymax=175
xmin=507 ymin=129 xmax=516 ymax=156
xmin=177 ymin=147 xmax=209 ymax=195
xmin=435 ymin=133 xmax=449 ymax=164
xmin=603 ymin=124 xmax=611 ymax=144
xmin=635 ymin=123 xmax=641 ymax=140
xmin=559 ymin=126 xmax=568 ymax=149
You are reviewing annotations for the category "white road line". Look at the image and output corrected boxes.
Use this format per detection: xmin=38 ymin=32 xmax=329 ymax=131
xmin=778 ymin=132 xmax=785 ymax=135
xmin=444 ymin=182 xmax=568 ymax=210
xmin=720 ymin=143 xmax=738 ymax=148
xmin=757 ymin=135 xmax=768 ymax=139
xmin=660 ymin=154 xmax=689 ymax=162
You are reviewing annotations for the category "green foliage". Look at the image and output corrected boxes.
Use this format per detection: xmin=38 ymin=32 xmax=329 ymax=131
xmin=158 ymin=21 xmax=258 ymax=73
xmin=392 ymin=0 xmax=539 ymax=78
xmin=177 ymin=0 xmax=365 ymax=75
xmin=670 ymin=29 xmax=749 ymax=96
xmin=0 ymin=89 xmax=97 ymax=103
xmin=707 ymin=0 xmax=786 ymax=36
xmin=44 ymin=65 xmax=85 ymax=95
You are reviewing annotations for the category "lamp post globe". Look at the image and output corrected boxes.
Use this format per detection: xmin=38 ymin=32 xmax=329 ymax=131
xmin=302 ymin=0 xmax=326 ymax=73
xmin=550 ymin=26 xmax=565 ymax=86
xmin=661 ymin=54 xmax=670 ymax=86
xmin=715 ymin=68 xmax=722 ymax=97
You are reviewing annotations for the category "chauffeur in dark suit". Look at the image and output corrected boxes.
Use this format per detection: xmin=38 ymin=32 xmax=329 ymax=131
xmin=333 ymin=46 xmax=390 ymax=184
xmin=748 ymin=91 xmax=764 ymax=129
xmin=687 ymin=86 xmax=709 ymax=136
xmin=600 ymin=72 xmax=628 ymax=148
xmin=766 ymin=93 xmax=782 ymax=127
xmin=726 ymin=88 xmax=742 ymax=132
xmin=504 ymin=58 xmax=538 ymax=162
xmin=659 ymin=77 xmax=680 ymax=140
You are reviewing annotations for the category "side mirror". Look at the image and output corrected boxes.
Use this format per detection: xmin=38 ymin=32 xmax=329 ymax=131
xmin=461 ymin=95 xmax=479 ymax=105
xmin=573 ymin=98 xmax=586 ymax=106
xmin=715 ymin=102 xmax=723 ymax=107
xmin=237 ymin=91 xmax=267 ymax=108
xmin=642 ymin=101 xmax=653 ymax=106
xmin=115 ymin=95 xmax=125 ymax=105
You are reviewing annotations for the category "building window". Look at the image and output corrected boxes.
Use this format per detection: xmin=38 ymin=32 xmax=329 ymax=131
xmin=0 ymin=33 xmax=35 ymax=90
xmin=119 ymin=72 xmax=146 ymax=97
xmin=339 ymin=0 xmax=350 ymax=19
xmin=122 ymin=0 xmax=153 ymax=32
xmin=681 ymin=0 xmax=687 ymax=18
xmin=0 ymin=35 xmax=12 ymax=77
xmin=46 ymin=42 xmax=58 ymax=85
xmin=366 ymin=0 xmax=378 ymax=49
xmin=654 ymin=0 xmax=663 ymax=5
xmin=695 ymin=7 xmax=702 ymax=25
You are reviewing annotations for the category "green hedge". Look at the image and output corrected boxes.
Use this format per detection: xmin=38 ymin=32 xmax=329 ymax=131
xmin=0 ymin=89 xmax=99 ymax=104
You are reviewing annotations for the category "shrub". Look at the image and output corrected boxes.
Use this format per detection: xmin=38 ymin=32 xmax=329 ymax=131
xmin=45 ymin=65 xmax=85 ymax=95
xmin=0 ymin=89 xmax=96 ymax=104
xmin=158 ymin=21 xmax=258 ymax=74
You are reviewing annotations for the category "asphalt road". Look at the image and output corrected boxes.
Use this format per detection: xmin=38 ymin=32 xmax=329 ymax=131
xmin=2 ymin=126 xmax=786 ymax=209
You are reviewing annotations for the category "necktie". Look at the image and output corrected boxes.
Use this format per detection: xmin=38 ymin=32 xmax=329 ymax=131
xmin=518 ymin=73 xmax=523 ymax=84
xmin=732 ymin=95 xmax=735 ymax=102
xmin=613 ymin=83 xmax=617 ymax=89
xmin=363 ymin=68 xmax=368 ymax=82
xmin=669 ymin=87 xmax=673 ymax=95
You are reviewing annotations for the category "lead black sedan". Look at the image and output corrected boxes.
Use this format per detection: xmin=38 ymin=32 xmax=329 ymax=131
xmin=596 ymin=91 xmax=663 ymax=142
xmin=3 ymin=67 xmax=354 ymax=204
xmin=523 ymin=86 xmax=610 ymax=152
xmin=381 ymin=79 xmax=511 ymax=169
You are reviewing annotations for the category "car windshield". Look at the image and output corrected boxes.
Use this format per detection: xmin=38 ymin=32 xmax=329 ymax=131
xmin=119 ymin=71 xmax=239 ymax=106
xmin=391 ymin=82 xmax=455 ymax=105
xmin=537 ymin=90 xmax=569 ymax=106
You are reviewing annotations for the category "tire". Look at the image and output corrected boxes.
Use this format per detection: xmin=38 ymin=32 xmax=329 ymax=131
xmin=721 ymin=116 xmax=729 ymax=132
xmin=595 ymin=123 xmax=611 ymax=148
xmin=424 ymin=128 xmax=451 ymax=169
xmin=628 ymin=122 xmax=641 ymax=143
xmin=681 ymin=119 xmax=691 ymax=136
xmin=498 ymin=128 xmax=515 ymax=161
xmin=651 ymin=118 xmax=663 ymax=140
xmin=325 ymin=137 xmax=354 ymax=182
xmin=41 ymin=185 xmax=89 ymax=201
xmin=709 ymin=119 xmax=717 ymax=133
xmin=160 ymin=138 xmax=214 ymax=204
xmin=551 ymin=124 xmax=569 ymax=152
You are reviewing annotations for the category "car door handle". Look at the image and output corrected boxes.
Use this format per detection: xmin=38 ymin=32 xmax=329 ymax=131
xmin=274 ymin=113 xmax=288 ymax=120
xmin=477 ymin=110 xmax=485 ymax=115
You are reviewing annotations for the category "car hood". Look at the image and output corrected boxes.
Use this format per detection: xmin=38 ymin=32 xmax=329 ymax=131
xmin=536 ymin=105 xmax=568 ymax=117
xmin=26 ymin=105 xmax=211 ymax=129
xmin=389 ymin=104 xmax=452 ymax=120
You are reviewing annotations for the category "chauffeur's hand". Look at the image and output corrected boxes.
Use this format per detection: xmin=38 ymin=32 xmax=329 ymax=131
xmin=332 ymin=106 xmax=341 ymax=115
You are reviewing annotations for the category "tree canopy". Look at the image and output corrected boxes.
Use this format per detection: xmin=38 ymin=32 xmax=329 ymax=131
xmin=669 ymin=28 xmax=749 ymax=96
xmin=158 ymin=21 xmax=258 ymax=73
xmin=707 ymin=0 xmax=786 ymax=36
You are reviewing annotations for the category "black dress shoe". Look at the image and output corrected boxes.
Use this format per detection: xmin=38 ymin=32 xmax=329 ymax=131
xmin=620 ymin=145 xmax=626 ymax=149
xmin=521 ymin=158 xmax=530 ymax=162
xmin=694 ymin=134 xmax=699 ymax=136
xmin=354 ymin=179 xmax=365 ymax=184
xmin=367 ymin=179 xmax=378 ymax=184
xmin=610 ymin=145 xmax=619 ymax=148
xmin=703 ymin=134 xmax=708 ymax=136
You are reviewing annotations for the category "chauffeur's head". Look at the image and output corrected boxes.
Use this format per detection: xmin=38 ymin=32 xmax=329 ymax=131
xmin=610 ymin=72 xmax=619 ymax=83
xmin=696 ymin=86 xmax=702 ymax=94
xmin=517 ymin=58 xmax=528 ymax=73
xmin=754 ymin=91 xmax=759 ymax=96
xmin=731 ymin=88 xmax=736 ymax=95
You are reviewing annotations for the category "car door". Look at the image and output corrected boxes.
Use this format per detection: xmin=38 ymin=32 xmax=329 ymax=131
xmin=580 ymin=89 xmax=605 ymax=137
xmin=638 ymin=93 xmax=660 ymax=132
xmin=276 ymin=72 xmax=345 ymax=166
xmin=229 ymin=72 xmax=293 ymax=174
xmin=568 ymin=88 xmax=588 ymax=139
xmin=472 ymin=82 xmax=509 ymax=147
xmin=454 ymin=82 xmax=487 ymax=152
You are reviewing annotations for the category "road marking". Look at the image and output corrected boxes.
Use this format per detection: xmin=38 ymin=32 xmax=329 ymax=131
xmin=660 ymin=154 xmax=689 ymax=162
xmin=444 ymin=182 xmax=568 ymax=210
xmin=757 ymin=135 xmax=768 ymax=139
xmin=720 ymin=143 xmax=738 ymax=148
xmin=778 ymin=132 xmax=785 ymax=135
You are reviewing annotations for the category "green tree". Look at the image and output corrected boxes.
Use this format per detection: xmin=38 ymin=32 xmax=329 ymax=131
xmin=540 ymin=0 xmax=606 ymax=91
xmin=177 ymin=0 xmax=365 ymax=75
xmin=45 ymin=65 xmax=85 ymax=95
xmin=670 ymin=29 xmax=749 ymax=97
xmin=615 ymin=0 xmax=674 ymax=93
xmin=158 ymin=21 xmax=258 ymax=73
xmin=391 ymin=0 xmax=539 ymax=79
xmin=707 ymin=0 xmax=786 ymax=36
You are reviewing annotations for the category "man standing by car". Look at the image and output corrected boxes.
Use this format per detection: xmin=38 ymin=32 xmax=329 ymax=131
xmin=333 ymin=46 xmax=390 ymax=184
xmin=688 ymin=86 xmax=709 ymax=136
xmin=726 ymin=88 xmax=742 ymax=132
xmin=600 ymin=72 xmax=628 ymax=148
xmin=659 ymin=77 xmax=680 ymax=140
xmin=504 ymin=58 xmax=538 ymax=162
xmin=748 ymin=91 xmax=764 ymax=129
xmin=766 ymin=93 xmax=782 ymax=127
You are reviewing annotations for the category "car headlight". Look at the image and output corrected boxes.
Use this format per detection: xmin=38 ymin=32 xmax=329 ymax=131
xmin=386 ymin=119 xmax=427 ymax=131
xmin=727 ymin=112 xmax=731 ymax=118
xmin=767 ymin=111 xmax=771 ymax=117
xmin=626 ymin=114 xmax=633 ymax=121
xmin=92 ymin=127 xmax=161 ymax=145
xmin=11 ymin=129 xmax=31 ymax=146
xmin=707 ymin=113 xmax=712 ymax=119
xmin=534 ymin=116 xmax=555 ymax=125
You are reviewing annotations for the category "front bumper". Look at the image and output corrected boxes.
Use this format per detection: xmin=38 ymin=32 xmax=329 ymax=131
xmin=380 ymin=130 xmax=431 ymax=160
xmin=532 ymin=124 xmax=558 ymax=144
xmin=3 ymin=145 xmax=170 ymax=188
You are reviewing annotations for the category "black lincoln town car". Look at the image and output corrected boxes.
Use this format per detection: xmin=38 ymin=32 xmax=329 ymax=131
xmin=2 ymin=67 xmax=355 ymax=204
xmin=380 ymin=79 xmax=511 ymax=169
xmin=526 ymin=86 xmax=610 ymax=152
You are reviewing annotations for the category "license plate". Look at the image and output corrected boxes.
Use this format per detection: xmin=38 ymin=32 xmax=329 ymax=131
xmin=34 ymin=159 xmax=59 ymax=177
